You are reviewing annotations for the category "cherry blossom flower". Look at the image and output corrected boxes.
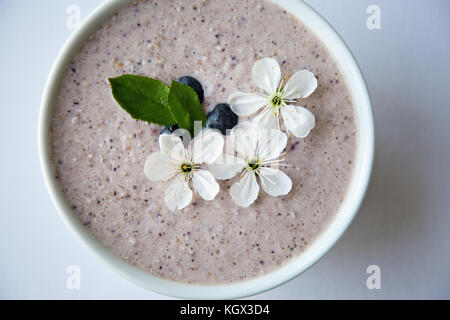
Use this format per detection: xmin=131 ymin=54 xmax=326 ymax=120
xmin=144 ymin=130 xmax=224 ymax=211
xmin=208 ymin=122 xmax=292 ymax=207
xmin=229 ymin=57 xmax=317 ymax=138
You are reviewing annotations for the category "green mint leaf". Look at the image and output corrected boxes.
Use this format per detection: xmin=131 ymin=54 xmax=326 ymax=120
xmin=167 ymin=82 xmax=193 ymax=134
xmin=168 ymin=80 xmax=207 ymax=136
xmin=108 ymin=75 xmax=175 ymax=126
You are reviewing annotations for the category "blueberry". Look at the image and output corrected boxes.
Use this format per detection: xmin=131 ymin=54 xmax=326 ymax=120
xmin=177 ymin=76 xmax=204 ymax=103
xmin=160 ymin=124 xmax=180 ymax=135
xmin=206 ymin=103 xmax=239 ymax=135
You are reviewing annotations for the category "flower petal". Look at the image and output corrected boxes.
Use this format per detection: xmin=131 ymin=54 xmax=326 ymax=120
xmin=192 ymin=169 xmax=220 ymax=201
xmin=281 ymin=105 xmax=315 ymax=138
xmin=172 ymin=127 xmax=191 ymax=148
xmin=252 ymin=58 xmax=281 ymax=93
xmin=230 ymin=121 xmax=258 ymax=159
xmin=229 ymin=92 xmax=268 ymax=117
xmin=259 ymin=167 xmax=279 ymax=176
xmin=252 ymin=107 xmax=279 ymax=131
xmin=259 ymin=170 xmax=292 ymax=196
xmin=208 ymin=154 xmax=246 ymax=180
xmin=257 ymin=128 xmax=288 ymax=161
xmin=282 ymin=70 xmax=318 ymax=99
xmin=164 ymin=175 xmax=193 ymax=211
xmin=144 ymin=152 xmax=176 ymax=181
xmin=190 ymin=129 xmax=224 ymax=164
xmin=159 ymin=134 xmax=186 ymax=161
xmin=230 ymin=172 xmax=260 ymax=207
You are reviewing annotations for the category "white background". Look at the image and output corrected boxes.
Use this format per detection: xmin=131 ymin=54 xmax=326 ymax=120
xmin=1 ymin=0 xmax=449 ymax=299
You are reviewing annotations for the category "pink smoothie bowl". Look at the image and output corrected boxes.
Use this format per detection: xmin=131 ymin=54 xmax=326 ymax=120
xmin=38 ymin=0 xmax=374 ymax=299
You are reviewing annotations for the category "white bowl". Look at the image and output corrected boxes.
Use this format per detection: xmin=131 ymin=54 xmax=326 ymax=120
xmin=39 ymin=0 xmax=374 ymax=299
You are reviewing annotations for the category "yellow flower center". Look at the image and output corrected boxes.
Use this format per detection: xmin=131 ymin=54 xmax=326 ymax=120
xmin=247 ymin=159 xmax=261 ymax=172
xmin=181 ymin=163 xmax=194 ymax=173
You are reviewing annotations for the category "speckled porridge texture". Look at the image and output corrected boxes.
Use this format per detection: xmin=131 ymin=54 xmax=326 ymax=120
xmin=51 ymin=0 xmax=356 ymax=284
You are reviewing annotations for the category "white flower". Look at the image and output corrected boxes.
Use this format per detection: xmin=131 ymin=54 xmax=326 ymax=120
xmin=208 ymin=122 xmax=292 ymax=208
xmin=144 ymin=130 xmax=224 ymax=211
xmin=229 ymin=57 xmax=317 ymax=138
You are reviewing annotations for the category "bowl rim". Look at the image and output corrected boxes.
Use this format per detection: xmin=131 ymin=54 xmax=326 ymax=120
xmin=38 ymin=0 xmax=374 ymax=299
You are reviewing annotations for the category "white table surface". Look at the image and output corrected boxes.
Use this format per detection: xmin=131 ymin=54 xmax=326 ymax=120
xmin=1 ymin=0 xmax=449 ymax=299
